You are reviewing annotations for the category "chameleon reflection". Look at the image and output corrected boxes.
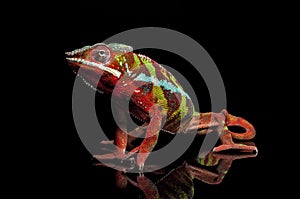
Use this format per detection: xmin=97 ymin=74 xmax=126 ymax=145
xmin=95 ymin=150 xmax=257 ymax=199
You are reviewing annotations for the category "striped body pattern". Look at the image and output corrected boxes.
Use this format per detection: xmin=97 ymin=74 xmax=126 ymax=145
xmin=112 ymin=51 xmax=195 ymax=133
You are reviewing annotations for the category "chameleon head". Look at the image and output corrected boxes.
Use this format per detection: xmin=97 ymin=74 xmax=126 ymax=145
xmin=65 ymin=43 xmax=133 ymax=92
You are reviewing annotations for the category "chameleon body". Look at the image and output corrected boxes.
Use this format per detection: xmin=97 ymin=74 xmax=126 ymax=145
xmin=66 ymin=43 xmax=257 ymax=171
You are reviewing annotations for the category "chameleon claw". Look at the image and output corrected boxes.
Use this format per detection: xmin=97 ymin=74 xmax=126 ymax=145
xmin=139 ymin=164 xmax=144 ymax=173
xmin=139 ymin=170 xmax=144 ymax=177
xmin=129 ymin=157 xmax=136 ymax=166
xmin=127 ymin=158 xmax=136 ymax=170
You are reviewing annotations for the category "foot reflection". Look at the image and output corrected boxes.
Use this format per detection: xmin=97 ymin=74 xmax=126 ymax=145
xmin=94 ymin=146 xmax=257 ymax=199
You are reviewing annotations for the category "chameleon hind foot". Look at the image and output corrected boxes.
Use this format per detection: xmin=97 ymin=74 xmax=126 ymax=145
xmin=214 ymin=129 xmax=258 ymax=153
xmin=213 ymin=143 xmax=258 ymax=153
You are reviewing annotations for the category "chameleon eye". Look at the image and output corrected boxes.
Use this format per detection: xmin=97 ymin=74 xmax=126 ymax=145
xmin=99 ymin=50 xmax=106 ymax=56
xmin=92 ymin=46 xmax=111 ymax=63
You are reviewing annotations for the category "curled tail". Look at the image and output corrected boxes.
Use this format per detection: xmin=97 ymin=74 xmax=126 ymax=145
xmin=222 ymin=109 xmax=256 ymax=140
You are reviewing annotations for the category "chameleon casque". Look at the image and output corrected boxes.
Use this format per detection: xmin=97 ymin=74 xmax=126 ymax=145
xmin=66 ymin=43 xmax=257 ymax=171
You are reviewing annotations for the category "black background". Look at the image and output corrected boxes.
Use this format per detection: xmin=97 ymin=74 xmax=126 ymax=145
xmin=13 ymin=6 xmax=293 ymax=198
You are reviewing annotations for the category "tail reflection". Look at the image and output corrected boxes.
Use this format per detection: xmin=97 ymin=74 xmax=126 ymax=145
xmin=95 ymin=150 xmax=257 ymax=199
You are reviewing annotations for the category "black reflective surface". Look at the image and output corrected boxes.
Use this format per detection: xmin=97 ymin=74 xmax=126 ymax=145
xmin=28 ymin=13 xmax=283 ymax=199
xmin=92 ymin=140 xmax=257 ymax=199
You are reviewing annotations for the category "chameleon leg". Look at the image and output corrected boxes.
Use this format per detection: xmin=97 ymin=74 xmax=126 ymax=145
xmin=93 ymin=125 xmax=148 ymax=161
xmin=93 ymin=128 xmax=127 ymax=160
xmin=101 ymin=106 xmax=162 ymax=170
xmin=137 ymin=105 xmax=164 ymax=171
xmin=185 ymin=110 xmax=257 ymax=153
xmin=113 ymin=108 xmax=129 ymax=158
xmin=112 ymin=127 xmax=128 ymax=158
xmin=120 ymin=125 xmax=148 ymax=159
xmin=94 ymin=109 xmax=128 ymax=161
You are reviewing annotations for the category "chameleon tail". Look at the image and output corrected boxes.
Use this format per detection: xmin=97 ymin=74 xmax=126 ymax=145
xmin=213 ymin=110 xmax=258 ymax=153
xmin=222 ymin=109 xmax=256 ymax=140
xmin=187 ymin=110 xmax=257 ymax=153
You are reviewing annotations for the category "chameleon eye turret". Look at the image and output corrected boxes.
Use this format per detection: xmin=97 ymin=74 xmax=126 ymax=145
xmin=90 ymin=44 xmax=111 ymax=64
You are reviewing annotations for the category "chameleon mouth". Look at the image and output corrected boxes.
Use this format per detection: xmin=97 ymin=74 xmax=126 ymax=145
xmin=65 ymin=57 xmax=121 ymax=78
xmin=65 ymin=43 xmax=122 ymax=78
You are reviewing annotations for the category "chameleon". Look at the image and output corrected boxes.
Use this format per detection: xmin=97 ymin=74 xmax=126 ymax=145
xmin=66 ymin=43 xmax=257 ymax=171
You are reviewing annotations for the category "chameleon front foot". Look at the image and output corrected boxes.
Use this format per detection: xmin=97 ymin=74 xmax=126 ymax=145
xmin=93 ymin=153 xmax=118 ymax=160
xmin=139 ymin=164 xmax=144 ymax=174
xmin=137 ymin=153 xmax=147 ymax=172
xmin=94 ymin=146 xmax=140 ymax=163
xmin=94 ymin=148 xmax=127 ymax=160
